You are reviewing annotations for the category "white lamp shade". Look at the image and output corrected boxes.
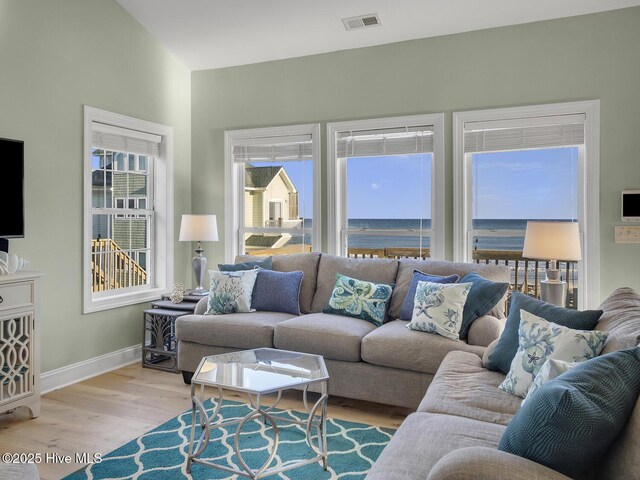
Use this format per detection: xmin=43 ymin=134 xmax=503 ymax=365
xmin=179 ymin=214 xmax=219 ymax=242
xmin=522 ymin=221 xmax=581 ymax=261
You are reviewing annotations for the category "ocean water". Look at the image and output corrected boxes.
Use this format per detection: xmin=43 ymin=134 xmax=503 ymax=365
xmin=292 ymin=218 xmax=575 ymax=251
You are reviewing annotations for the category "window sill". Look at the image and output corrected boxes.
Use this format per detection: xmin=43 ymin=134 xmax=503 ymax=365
xmin=84 ymin=287 xmax=167 ymax=314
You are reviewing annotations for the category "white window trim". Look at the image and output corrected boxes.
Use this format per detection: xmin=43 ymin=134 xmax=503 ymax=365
xmin=224 ymin=123 xmax=322 ymax=261
xmin=327 ymin=113 xmax=445 ymax=259
xmin=83 ymin=105 xmax=174 ymax=314
xmin=453 ymin=100 xmax=600 ymax=309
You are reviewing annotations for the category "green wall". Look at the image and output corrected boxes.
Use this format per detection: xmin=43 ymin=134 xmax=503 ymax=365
xmin=0 ymin=0 xmax=192 ymax=372
xmin=191 ymin=6 xmax=640 ymax=302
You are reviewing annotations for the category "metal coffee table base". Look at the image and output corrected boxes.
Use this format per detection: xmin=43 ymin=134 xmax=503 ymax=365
xmin=187 ymin=382 xmax=328 ymax=479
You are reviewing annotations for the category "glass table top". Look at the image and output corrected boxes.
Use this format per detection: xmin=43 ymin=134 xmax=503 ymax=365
xmin=192 ymin=348 xmax=329 ymax=394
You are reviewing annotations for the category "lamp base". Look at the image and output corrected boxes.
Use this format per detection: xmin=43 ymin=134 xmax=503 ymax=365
xmin=540 ymin=280 xmax=567 ymax=307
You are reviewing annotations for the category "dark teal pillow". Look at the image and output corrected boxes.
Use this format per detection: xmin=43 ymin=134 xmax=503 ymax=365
xmin=458 ymin=272 xmax=509 ymax=339
xmin=499 ymin=347 xmax=640 ymax=479
xmin=218 ymin=256 xmax=272 ymax=272
xmin=322 ymin=273 xmax=394 ymax=327
xmin=485 ymin=291 xmax=603 ymax=373
xmin=398 ymin=271 xmax=460 ymax=320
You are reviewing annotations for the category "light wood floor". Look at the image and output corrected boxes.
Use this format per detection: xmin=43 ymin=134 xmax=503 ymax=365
xmin=0 ymin=363 xmax=411 ymax=480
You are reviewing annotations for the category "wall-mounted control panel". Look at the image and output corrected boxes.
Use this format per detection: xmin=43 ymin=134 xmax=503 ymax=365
xmin=615 ymin=226 xmax=640 ymax=243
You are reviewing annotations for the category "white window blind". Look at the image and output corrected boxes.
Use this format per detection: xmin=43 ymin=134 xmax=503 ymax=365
xmin=232 ymin=134 xmax=313 ymax=162
xmin=92 ymin=122 xmax=162 ymax=156
xmin=464 ymin=114 xmax=585 ymax=154
xmin=337 ymin=125 xmax=435 ymax=158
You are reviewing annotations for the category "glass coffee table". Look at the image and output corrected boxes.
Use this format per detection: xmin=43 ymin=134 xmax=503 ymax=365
xmin=187 ymin=348 xmax=330 ymax=479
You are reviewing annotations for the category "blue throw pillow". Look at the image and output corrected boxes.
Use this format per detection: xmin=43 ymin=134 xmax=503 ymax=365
xmin=322 ymin=273 xmax=394 ymax=327
xmin=499 ymin=347 xmax=640 ymax=479
xmin=251 ymin=269 xmax=303 ymax=316
xmin=218 ymin=256 xmax=272 ymax=272
xmin=399 ymin=271 xmax=460 ymax=320
xmin=485 ymin=291 xmax=603 ymax=373
xmin=458 ymin=272 xmax=509 ymax=339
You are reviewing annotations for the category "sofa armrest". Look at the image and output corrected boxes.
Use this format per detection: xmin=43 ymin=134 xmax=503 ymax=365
xmin=426 ymin=447 xmax=572 ymax=480
xmin=467 ymin=315 xmax=503 ymax=347
xmin=194 ymin=296 xmax=208 ymax=315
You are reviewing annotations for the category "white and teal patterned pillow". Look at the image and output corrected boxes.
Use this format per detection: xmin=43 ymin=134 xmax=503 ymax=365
xmin=205 ymin=269 xmax=259 ymax=315
xmin=322 ymin=273 xmax=394 ymax=327
xmin=522 ymin=358 xmax=578 ymax=406
xmin=406 ymin=281 xmax=473 ymax=340
xmin=499 ymin=309 xmax=608 ymax=398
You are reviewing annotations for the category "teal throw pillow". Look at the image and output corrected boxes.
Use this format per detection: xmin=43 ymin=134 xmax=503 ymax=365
xmin=218 ymin=256 xmax=272 ymax=272
xmin=498 ymin=309 xmax=608 ymax=397
xmin=499 ymin=347 xmax=640 ymax=479
xmin=322 ymin=273 xmax=394 ymax=327
xmin=206 ymin=269 xmax=259 ymax=315
xmin=398 ymin=271 xmax=460 ymax=320
xmin=485 ymin=291 xmax=603 ymax=374
xmin=458 ymin=272 xmax=509 ymax=340
xmin=406 ymin=281 xmax=473 ymax=340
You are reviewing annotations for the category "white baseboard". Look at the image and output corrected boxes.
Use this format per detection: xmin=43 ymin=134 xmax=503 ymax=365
xmin=41 ymin=344 xmax=142 ymax=394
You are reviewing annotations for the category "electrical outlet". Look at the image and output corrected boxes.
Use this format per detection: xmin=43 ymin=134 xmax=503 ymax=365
xmin=615 ymin=226 xmax=640 ymax=243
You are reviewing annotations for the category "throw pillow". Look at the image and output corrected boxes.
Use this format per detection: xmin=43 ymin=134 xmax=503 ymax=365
xmin=499 ymin=347 xmax=640 ymax=479
xmin=251 ymin=269 xmax=304 ymax=316
xmin=458 ymin=272 xmax=509 ymax=340
xmin=498 ymin=309 xmax=608 ymax=397
xmin=522 ymin=358 xmax=578 ymax=405
xmin=406 ymin=281 xmax=473 ymax=340
xmin=205 ymin=269 xmax=259 ymax=315
xmin=398 ymin=271 xmax=460 ymax=320
xmin=218 ymin=256 xmax=272 ymax=272
xmin=322 ymin=273 xmax=394 ymax=327
xmin=485 ymin=291 xmax=604 ymax=374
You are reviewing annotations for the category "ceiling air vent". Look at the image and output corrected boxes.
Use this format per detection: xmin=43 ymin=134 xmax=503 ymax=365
xmin=342 ymin=13 xmax=382 ymax=31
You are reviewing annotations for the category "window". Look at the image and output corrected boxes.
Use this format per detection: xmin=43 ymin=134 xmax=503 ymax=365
xmin=224 ymin=124 xmax=321 ymax=260
xmin=327 ymin=114 xmax=445 ymax=259
xmin=83 ymin=106 xmax=174 ymax=313
xmin=453 ymin=101 xmax=600 ymax=309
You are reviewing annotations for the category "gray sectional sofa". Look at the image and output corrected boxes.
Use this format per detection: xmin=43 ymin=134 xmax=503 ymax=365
xmin=176 ymin=252 xmax=510 ymax=408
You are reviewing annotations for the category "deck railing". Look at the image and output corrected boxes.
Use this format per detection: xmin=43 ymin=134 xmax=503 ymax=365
xmin=91 ymin=239 xmax=148 ymax=292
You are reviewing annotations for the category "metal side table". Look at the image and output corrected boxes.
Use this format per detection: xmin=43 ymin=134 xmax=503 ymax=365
xmin=142 ymin=295 xmax=203 ymax=373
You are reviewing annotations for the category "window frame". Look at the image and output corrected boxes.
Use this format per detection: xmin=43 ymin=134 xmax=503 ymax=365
xmin=327 ymin=113 xmax=446 ymax=259
xmin=453 ymin=100 xmax=600 ymax=309
xmin=83 ymin=105 xmax=174 ymax=314
xmin=224 ymin=123 xmax=322 ymax=261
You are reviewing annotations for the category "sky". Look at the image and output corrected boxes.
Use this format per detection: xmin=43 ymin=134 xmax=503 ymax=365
xmin=258 ymin=146 xmax=578 ymax=221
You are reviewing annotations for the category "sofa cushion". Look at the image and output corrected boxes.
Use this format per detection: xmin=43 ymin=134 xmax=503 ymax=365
xmin=310 ymin=254 xmax=398 ymax=314
xmin=176 ymin=312 xmax=294 ymax=349
xmin=251 ymin=269 xmax=304 ymax=316
xmin=361 ymin=320 xmax=485 ymax=375
xmin=388 ymin=259 xmax=510 ymax=321
xmin=417 ymin=351 xmax=522 ymax=426
xmin=322 ymin=273 xmax=394 ymax=327
xmin=236 ymin=252 xmax=320 ymax=314
xmin=365 ymin=412 xmax=505 ymax=480
xmin=274 ymin=313 xmax=377 ymax=362
xmin=596 ymin=286 xmax=640 ymax=354
xmin=485 ymin=291 xmax=603 ymax=374
xmin=499 ymin=347 xmax=640 ymax=480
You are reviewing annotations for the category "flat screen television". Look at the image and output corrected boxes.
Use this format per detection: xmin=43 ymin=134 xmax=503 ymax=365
xmin=0 ymin=137 xmax=25 ymax=252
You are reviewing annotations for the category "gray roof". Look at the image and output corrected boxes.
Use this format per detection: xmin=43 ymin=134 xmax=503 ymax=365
xmin=245 ymin=166 xmax=282 ymax=189
xmin=245 ymin=234 xmax=284 ymax=248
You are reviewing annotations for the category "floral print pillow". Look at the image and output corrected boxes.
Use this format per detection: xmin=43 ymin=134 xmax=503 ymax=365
xmin=406 ymin=281 xmax=473 ymax=340
xmin=322 ymin=273 xmax=394 ymax=327
xmin=499 ymin=309 xmax=608 ymax=398
xmin=206 ymin=269 xmax=259 ymax=315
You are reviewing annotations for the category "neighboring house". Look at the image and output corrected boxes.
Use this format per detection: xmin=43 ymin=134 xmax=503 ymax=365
xmin=244 ymin=165 xmax=301 ymax=251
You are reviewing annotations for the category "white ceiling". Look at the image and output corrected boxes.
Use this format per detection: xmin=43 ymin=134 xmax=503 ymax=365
xmin=116 ymin=0 xmax=640 ymax=71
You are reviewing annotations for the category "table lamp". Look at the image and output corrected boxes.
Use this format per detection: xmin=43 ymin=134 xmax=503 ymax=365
xmin=179 ymin=214 xmax=218 ymax=295
xmin=522 ymin=221 xmax=581 ymax=307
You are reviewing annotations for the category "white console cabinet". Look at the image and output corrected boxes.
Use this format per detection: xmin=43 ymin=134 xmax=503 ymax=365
xmin=0 ymin=271 xmax=44 ymax=418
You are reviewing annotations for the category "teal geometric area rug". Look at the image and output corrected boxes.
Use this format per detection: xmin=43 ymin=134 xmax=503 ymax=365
xmin=63 ymin=399 xmax=395 ymax=480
